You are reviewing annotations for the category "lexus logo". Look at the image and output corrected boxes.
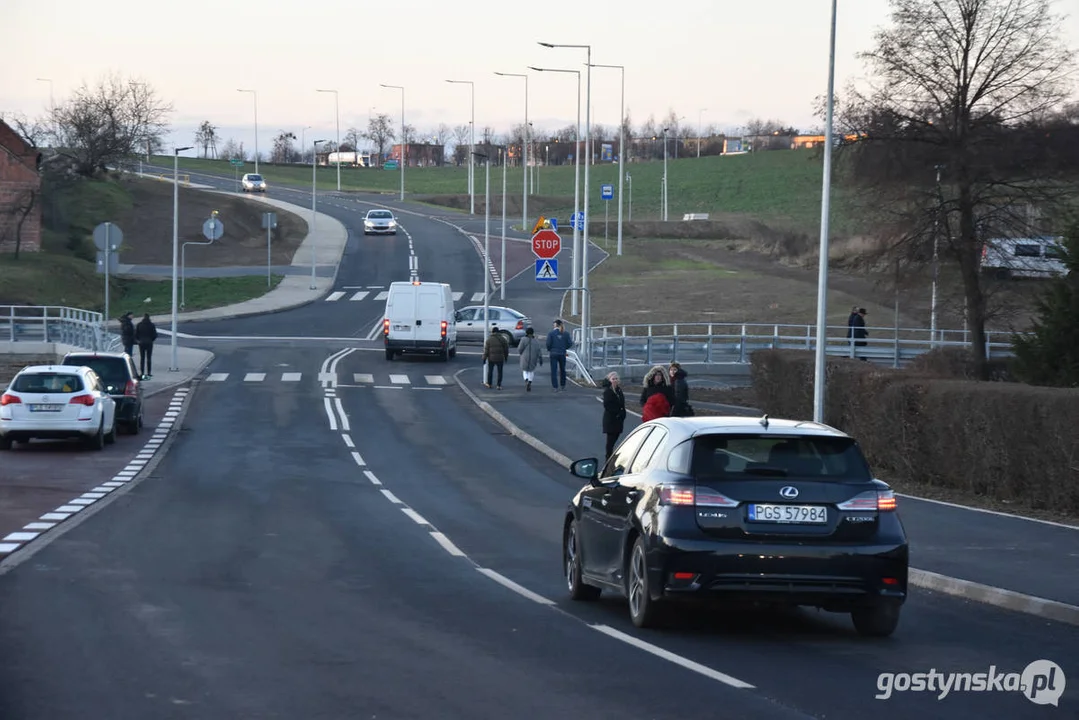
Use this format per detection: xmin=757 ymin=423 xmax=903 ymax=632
xmin=779 ymin=486 xmax=799 ymax=499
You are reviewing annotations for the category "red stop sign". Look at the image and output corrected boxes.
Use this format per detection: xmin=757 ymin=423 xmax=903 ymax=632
xmin=532 ymin=229 xmax=562 ymax=259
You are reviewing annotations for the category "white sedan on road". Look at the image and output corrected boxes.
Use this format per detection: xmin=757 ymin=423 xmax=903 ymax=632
xmin=0 ymin=365 xmax=117 ymax=450
xmin=241 ymin=173 xmax=267 ymax=192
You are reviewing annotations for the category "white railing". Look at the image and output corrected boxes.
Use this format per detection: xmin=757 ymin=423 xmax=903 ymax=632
xmin=572 ymin=322 xmax=1018 ymax=370
xmin=0 ymin=305 xmax=121 ymax=352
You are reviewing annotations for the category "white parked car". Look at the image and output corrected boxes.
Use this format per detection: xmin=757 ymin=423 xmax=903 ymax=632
xmin=0 ymin=365 xmax=118 ymax=451
xmin=241 ymin=173 xmax=267 ymax=192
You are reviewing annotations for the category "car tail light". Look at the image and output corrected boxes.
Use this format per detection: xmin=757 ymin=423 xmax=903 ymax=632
xmin=672 ymin=572 xmax=696 ymax=580
xmin=515 ymin=320 xmax=524 ymax=330
xmin=69 ymin=394 xmax=95 ymax=406
xmin=383 ymin=318 xmax=390 ymax=336
xmin=441 ymin=320 xmax=447 ymax=337
xmin=124 ymin=380 xmax=138 ymax=396
xmin=0 ymin=393 xmax=20 ymax=406
xmin=837 ymin=489 xmax=897 ymax=512
xmin=882 ymin=577 xmax=900 ymax=586
xmin=658 ymin=485 xmax=739 ymax=507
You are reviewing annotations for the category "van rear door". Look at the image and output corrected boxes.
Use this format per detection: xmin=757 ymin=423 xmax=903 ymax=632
xmin=414 ymin=286 xmax=444 ymax=343
xmin=387 ymin=287 xmax=416 ymax=343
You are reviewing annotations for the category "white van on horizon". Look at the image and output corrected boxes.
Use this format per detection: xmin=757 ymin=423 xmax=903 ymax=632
xmin=980 ymin=237 xmax=1068 ymax=279
xmin=382 ymin=281 xmax=457 ymax=361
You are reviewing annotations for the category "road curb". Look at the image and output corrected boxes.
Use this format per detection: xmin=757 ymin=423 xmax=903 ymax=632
xmin=452 ymin=369 xmax=1079 ymax=627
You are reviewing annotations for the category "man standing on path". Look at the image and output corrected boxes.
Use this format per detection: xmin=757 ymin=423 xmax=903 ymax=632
xmin=135 ymin=313 xmax=158 ymax=379
xmin=482 ymin=328 xmax=509 ymax=390
xmin=120 ymin=312 xmax=135 ymax=358
xmin=546 ymin=319 xmax=573 ymax=392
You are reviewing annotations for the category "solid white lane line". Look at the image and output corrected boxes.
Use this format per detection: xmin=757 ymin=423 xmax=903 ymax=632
xmin=364 ymin=471 xmax=382 ymax=486
xmin=477 ymin=568 xmax=555 ymax=606
xmin=430 ymin=532 xmax=466 ymax=557
xmin=334 ymin=398 xmax=350 ymax=431
xmin=350 ymin=451 xmax=365 ymax=467
xmin=341 ymin=434 xmax=355 ymax=448
xmin=373 ymin=386 xmax=403 ymax=390
xmin=323 ymin=398 xmax=338 ymax=431
xmin=589 ymin=624 xmax=755 ymax=689
xmin=401 ymin=508 xmax=429 ymax=526
xmin=381 ymin=489 xmax=402 ymax=504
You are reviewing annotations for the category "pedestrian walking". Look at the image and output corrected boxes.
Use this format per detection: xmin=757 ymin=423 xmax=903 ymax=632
xmin=545 ymin=319 xmax=574 ymax=392
xmin=668 ymin=362 xmax=694 ymax=417
xmin=482 ymin=329 xmax=509 ymax=390
xmin=602 ymin=371 xmax=627 ymax=460
xmin=135 ymin=313 xmax=158 ymax=379
xmin=120 ymin=312 xmax=135 ymax=358
xmin=640 ymin=365 xmax=672 ymax=421
xmin=847 ymin=306 xmax=869 ymax=360
xmin=517 ymin=327 xmax=543 ymax=392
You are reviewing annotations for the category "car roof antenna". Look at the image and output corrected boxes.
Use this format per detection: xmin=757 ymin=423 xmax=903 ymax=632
xmin=759 ymin=414 xmax=769 ymax=429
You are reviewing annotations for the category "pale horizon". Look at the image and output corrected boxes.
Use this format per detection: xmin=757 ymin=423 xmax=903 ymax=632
xmin=2 ymin=0 xmax=1077 ymax=156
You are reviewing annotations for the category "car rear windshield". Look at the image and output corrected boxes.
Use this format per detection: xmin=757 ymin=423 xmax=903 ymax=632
xmin=12 ymin=373 xmax=84 ymax=393
xmin=683 ymin=434 xmax=872 ymax=480
xmin=369 ymin=211 xmax=392 ymax=218
xmin=63 ymin=357 xmax=128 ymax=388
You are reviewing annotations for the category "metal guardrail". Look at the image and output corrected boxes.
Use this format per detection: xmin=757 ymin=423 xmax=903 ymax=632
xmin=0 ymin=305 xmax=121 ymax=352
xmin=572 ymin=322 xmax=1019 ymax=370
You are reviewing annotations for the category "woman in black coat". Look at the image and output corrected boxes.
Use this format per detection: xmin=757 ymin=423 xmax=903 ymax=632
xmin=602 ymin=371 xmax=627 ymax=461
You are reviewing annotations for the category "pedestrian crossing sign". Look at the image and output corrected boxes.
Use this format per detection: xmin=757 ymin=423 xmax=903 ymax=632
xmin=535 ymin=258 xmax=558 ymax=282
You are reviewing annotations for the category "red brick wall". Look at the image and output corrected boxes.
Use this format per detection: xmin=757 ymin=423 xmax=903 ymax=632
xmin=0 ymin=125 xmax=43 ymax=254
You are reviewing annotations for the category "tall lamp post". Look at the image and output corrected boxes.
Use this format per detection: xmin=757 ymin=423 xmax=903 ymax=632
xmin=661 ymin=127 xmax=670 ymax=221
xmin=300 ymin=125 xmax=311 ymax=162
xmin=494 ymin=71 xmax=529 ymax=231
xmin=812 ymin=0 xmax=839 ymax=424
xmin=311 ymin=139 xmax=326 ymax=290
xmin=474 ymin=152 xmax=491 ymax=341
xmin=316 ymin=89 xmax=341 ymax=191
xmin=237 ymin=89 xmax=258 ymax=173
xmin=36 ymin=78 xmax=53 ymax=108
xmin=529 ymin=66 xmax=581 ymax=315
xmin=589 ymin=62 xmax=625 ymax=256
xmin=446 ymin=80 xmax=475 ymax=215
xmin=170 ymin=145 xmax=194 ymax=372
xmin=380 ymin=84 xmax=406 ymax=201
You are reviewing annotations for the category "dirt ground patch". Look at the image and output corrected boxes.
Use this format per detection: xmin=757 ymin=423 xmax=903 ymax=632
xmin=114 ymin=179 xmax=308 ymax=268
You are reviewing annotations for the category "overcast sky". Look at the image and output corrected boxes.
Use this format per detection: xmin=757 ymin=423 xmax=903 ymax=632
xmin=2 ymin=0 xmax=1077 ymax=152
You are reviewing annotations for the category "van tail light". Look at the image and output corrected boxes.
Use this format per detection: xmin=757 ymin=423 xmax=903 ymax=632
xmin=515 ymin=320 xmax=524 ymax=330
xmin=69 ymin=394 xmax=95 ymax=407
xmin=383 ymin=318 xmax=390 ymax=336
xmin=441 ymin=320 xmax=447 ymax=337
xmin=837 ymin=489 xmax=897 ymax=512
xmin=124 ymin=380 xmax=138 ymax=397
xmin=0 ymin=393 xmax=20 ymax=406
xmin=658 ymin=485 xmax=739 ymax=507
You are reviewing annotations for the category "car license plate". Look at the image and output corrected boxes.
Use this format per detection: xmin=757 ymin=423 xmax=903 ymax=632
xmin=394 ymin=324 xmax=411 ymax=331
xmin=748 ymin=504 xmax=827 ymax=524
xmin=29 ymin=404 xmax=63 ymax=412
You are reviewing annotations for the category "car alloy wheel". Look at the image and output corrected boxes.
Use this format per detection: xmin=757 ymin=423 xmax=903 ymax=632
xmin=628 ymin=537 xmax=661 ymax=628
xmin=564 ymin=520 xmax=600 ymax=601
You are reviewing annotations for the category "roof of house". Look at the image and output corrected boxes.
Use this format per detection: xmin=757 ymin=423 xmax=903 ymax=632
xmin=0 ymin=119 xmax=41 ymax=174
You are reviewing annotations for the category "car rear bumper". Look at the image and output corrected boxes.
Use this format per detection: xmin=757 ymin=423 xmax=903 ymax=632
xmin=385 ymin=338 xmax=448 ymax=352
xmin=112 ymin=397 xmax=140 ymax=423
xmin=652 ymin=538 xmax=909 ymax=608
xmin=0 ymin=417 xmax=99 ymax=440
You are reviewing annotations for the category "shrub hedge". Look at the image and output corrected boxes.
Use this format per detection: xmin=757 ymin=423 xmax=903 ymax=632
xmin=750 ymin=349 xmax=1079 ymax=512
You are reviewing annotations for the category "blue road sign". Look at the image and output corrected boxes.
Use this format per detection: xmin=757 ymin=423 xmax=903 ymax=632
xmin=548 ymin=217 xmax=558 ymax=230
xmin=535 ymin=258 xmax=558 ymax=282
xmin=601 ymin=184 xmax=614 ymax=200
xmin=571 ymin=211 xmax=586 ymax=230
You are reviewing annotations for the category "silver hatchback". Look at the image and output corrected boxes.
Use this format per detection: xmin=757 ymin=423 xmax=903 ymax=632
xmin=454 ymin=305 xmax=531 ymax=347
xmin=364 ymin=209 xmax=397 ymax=235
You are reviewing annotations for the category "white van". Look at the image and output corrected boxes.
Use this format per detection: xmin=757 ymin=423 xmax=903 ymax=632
xmin=382 ymin=281 xmax=458 ymax=361
xmin=981 ymin=237 xmax=1068 ymax=279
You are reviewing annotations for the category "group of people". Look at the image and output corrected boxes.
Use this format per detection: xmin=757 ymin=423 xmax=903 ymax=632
xmin=481 ymin=318 xmax=575 ymax=392
xmin=119 ymin=312 xmax=158 ymax=379
xmin=600 ymin=362 xmax=694 ymax=460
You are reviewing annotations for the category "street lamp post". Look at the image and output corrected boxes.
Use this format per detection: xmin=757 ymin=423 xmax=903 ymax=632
xmin=380 ymin=84 xmax=406 ymax=201
xmin=170 ymin=146 xmax=193 ymax=373
xmin=698 ymin=108 xmax=707 ymax=158
xmin=931 ymin=163 xmax=946 ymax=344
xmin=501 ymin=149 xmax=507 ymax=300
xmin=662 ymin=127 xmax=670 ymax=221
xmin=311 ymin=139 xmax=326 ymax=290
xmin=812 ymin=0 xmax=839 ymax=424
xmin=541 ymin=42 xmax=593 ymax=363
xmin=316 ymin=89 xmax=341 ymax=191
xmin=36 ymin=78 xmax=53 ymax=108
xmin=237 ymin=89 xmax=258 ymax=173
xmin=446 ymin=80 xmax=475 ymax=214
xmin=589 ymin=62 xmax=625 ymax=256
xmin=300 ymin=125 xmax=311 ymax=162
xmin=494 ymin=72 xmax=529 ymax=232
xmin=529 ymin=66 xmax=581 ymax=315
xmin=474 ymin=152 xmax=491 ymax=343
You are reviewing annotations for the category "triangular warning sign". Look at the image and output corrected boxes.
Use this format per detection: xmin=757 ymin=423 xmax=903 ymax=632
xmin=539 ymin=261 xmax=555 ymax=278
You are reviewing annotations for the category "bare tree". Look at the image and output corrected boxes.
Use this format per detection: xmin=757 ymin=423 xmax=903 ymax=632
xmin=365 ymin=113 xmax=396 ymax=165
xmin=271 ymin=131 xmax=296 ymax=163
xmin=451 ymin=124 xmax=470 ymax=165
xmin=194 ymin=121 xmax=218 ymax=158
xmin=0 ymin=188 xmax=38 ymax=259
xmin=436 ymin=123 xmax=451 ymax=146
xmin=343 ymin=127 xmax=364 ymax=154
xmin=45 ymin=73 xmax=172 ymax=177
xmin=6 ymin=113 xmax=47 ymax=148
xmin=402 ymin=124 xmax=417 ymax=144
xmin=219 ymin=138 xmax=244 ymax=161
xmin=840 ymin=0 xmax=1077 ymax=378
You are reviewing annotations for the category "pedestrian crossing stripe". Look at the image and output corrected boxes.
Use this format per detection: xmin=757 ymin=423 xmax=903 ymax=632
xmin=471 ymin=292 xmax=485 ymax=302
xmin=325 ymin=291 xmax=346 ymax=301
xmin=375 ymin=291 xmax=388 ymax=301
xmin=203 ymin=372 xmax=453 ymax=386
xmin=324 ymin=289 xmax=473 ymax=303
xmin=452 ymin=292 xmax=463 ymax=301
xmin=349 ymin=291 xmax=369 ymax=301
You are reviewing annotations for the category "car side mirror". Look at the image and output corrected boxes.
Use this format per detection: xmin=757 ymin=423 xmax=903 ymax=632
xmin=570 ymin=458 xmax=599 ymax=482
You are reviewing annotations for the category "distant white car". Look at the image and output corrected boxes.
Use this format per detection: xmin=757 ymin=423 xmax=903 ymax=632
xmin=241 ymin=173 xmax=267 ymax=192
xmin=0 ymin=365 xmax=117 ymax=450
xmin=364 ymin=209 xmax=397 ymax=235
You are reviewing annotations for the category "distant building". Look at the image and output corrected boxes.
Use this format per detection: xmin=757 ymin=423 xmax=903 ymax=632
xmin=0 ymin=119 xmax=43 ymax=254
xmin=388 ymin=143 xmax=445 ymax=167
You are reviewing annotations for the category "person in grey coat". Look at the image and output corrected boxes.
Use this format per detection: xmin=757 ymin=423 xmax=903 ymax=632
xmin=517 ymin=327 xmax=544 ymax=392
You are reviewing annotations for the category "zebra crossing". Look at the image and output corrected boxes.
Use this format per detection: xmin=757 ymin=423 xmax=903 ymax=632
xmin=203 ymin=371 xmax=454 ymax=388
xmin=324 ymin=290 xmax=487 ymax=303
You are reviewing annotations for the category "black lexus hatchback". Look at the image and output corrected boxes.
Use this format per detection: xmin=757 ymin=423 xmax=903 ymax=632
xmin=563 ymin=416 xmax=909 ymax=636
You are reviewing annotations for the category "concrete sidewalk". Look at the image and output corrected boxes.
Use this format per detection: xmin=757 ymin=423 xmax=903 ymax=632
xmin=452 ymin=365 xmax=1079 ymax=626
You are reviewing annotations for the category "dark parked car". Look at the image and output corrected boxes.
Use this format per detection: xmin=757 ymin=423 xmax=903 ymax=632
xmin=562 ymin=416 xmax=909 ymax=636
xmin=60 ymin=351 xmax=144 ymax=434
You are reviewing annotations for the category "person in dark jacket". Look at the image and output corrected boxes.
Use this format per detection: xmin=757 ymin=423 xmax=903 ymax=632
xmin=135 ymin=313 xmax=158 ymax=379
xmin=601 ymin=371 xmax=627 ymax=460
xmin=482 ymin=329 xmax=509 ymax=389
xmin=847 ymin=306 xmax=869 ymax=360
xmin=120 ymin=312 xmax=135 ymax=358
xmin=668 ymin=362 xmax=694 ymax=417
xmin=545 ymin=319 xmax=574 ymax=392
xmin=640 ymin=365 xmax=672 ymax=421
